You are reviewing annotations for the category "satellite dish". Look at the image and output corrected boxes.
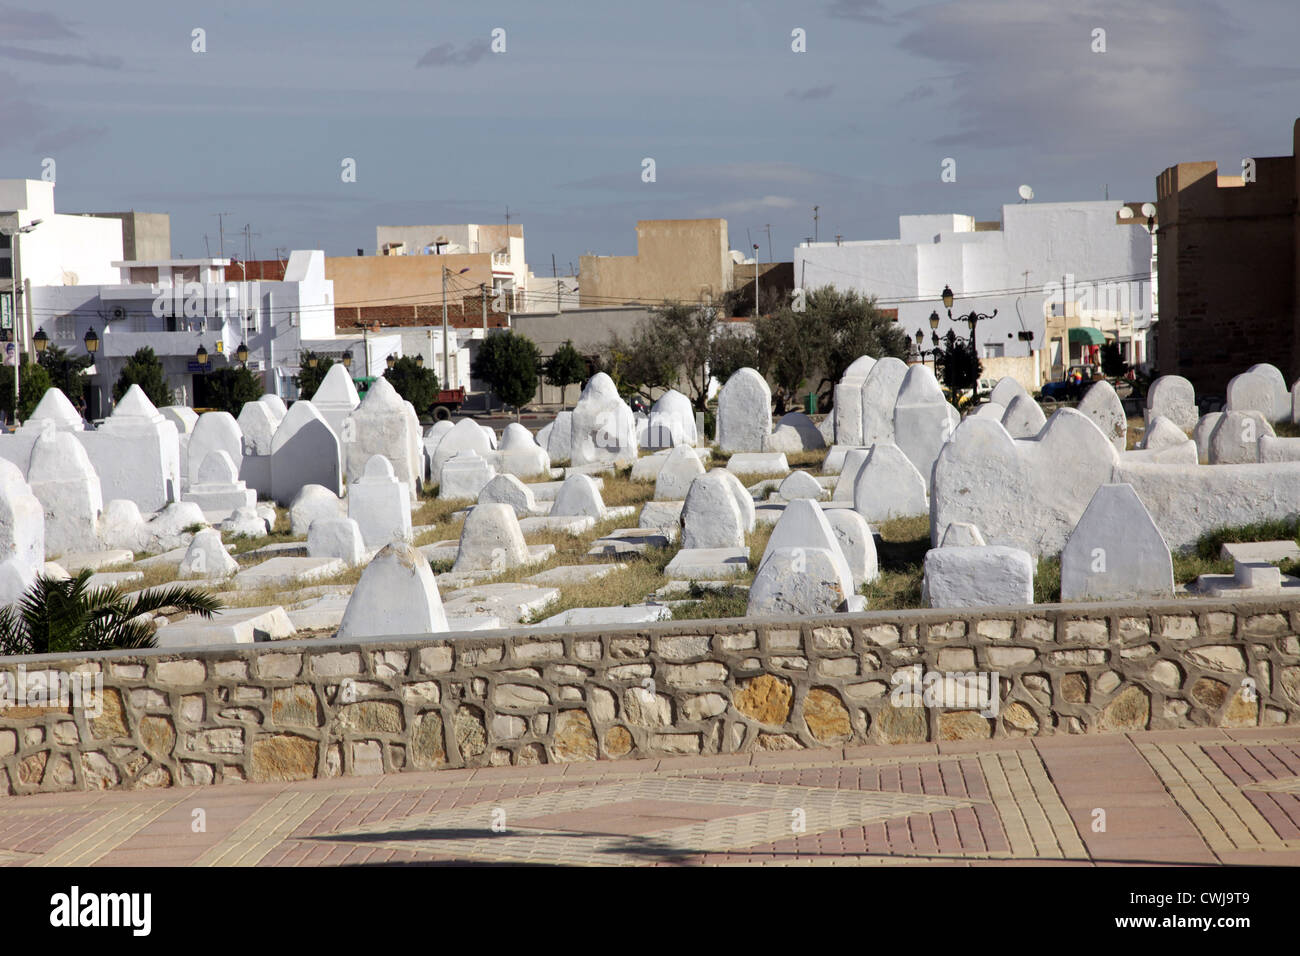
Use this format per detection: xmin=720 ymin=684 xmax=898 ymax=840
xmin=1118 ymin=207 xmax=1134 ymax=219
xmin=1141 ymin=202 xmax=1156 ymax=217
xmin=1018 ymin=184 xmax=1034 ymax=201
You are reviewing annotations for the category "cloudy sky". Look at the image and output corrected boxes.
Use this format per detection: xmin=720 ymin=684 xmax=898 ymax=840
xmin=3 ymin=0 xmax=1298 ymax=273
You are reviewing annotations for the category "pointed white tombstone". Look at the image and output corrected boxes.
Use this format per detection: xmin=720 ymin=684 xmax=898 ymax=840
xmin=833 ymin=354 xmax=876 ymax=445
xmin=0 ymin=458 xmax=45 ymax=576
xmin=309 ymin=363 xmax=360 ymax=441
xmin=343 ymin=376 xmax=421 ymax=502
xmin=289 ymin=484 xmax=345 ymax=535
xmin=748 ymin=547 xmax=853 ymax=617
xmin=338 ymin=542 xmax=449 ymax=640
xmin=27 ymin=429 xmax=102 ymax=557
xmin=348 ymin=454 xmax=412 ymax=549
xmin=477 ymin=473 xmax=540 ymax=517
xmin=179 ymin=528 xmax=238 ymax=578
xmin=270 ymin=399 xmax=343 ymax=503
xmin=80 ymin=385 xmax=181 ymax=512
xmin=761 ymin=498 xmax=854 ymax=587
xmin=1060 ymin=483 xmax=1172 ymax=601
xmin=851 ymin=443 xmax=928 ymax=523
xmin=22 ymin=388 xmax=84 ymax=433
xmin=893 ymin=364 xmax=957 ymax=491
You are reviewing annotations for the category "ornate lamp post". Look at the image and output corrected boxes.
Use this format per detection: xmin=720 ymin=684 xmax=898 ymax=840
xmin=939 ymin=284 xmax=996 ymax=407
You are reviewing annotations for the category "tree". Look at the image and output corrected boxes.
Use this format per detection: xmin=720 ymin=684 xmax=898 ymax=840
xmin=384 ymin=355 xmax=440 ymax=416
xmin=38 ymin=345 xmax=92 ymax=404
xmin=594 ymin=302 xmax=721 ymax=409
xmin=543 ymin=340 xmax=587 ymax=408
xmin=0 ymin=570 xmax=222 ymax=656
xmin=472 ymin=331 xmax=540 ymax=418
xmin=1099 ymin=339 xmax=1129 ymax=379
xmin=708 ymin=325 xmax=761 ymax=389
xmin=0 ymin=357 xmax=51 ymax=421
xmin=113 ymin=346 xmax=171 ymax=408
xmin=200 ymin=366 xmax=263 ymax=416
xmin=934 ymin=329 xmax=983 ymax=400
xmin=595 ymin=326 xmax=677 ymax=403
xmin=295 ymin=352 xmax=334 ymax=399
xmin=751 ymin=286 xmax=909 ymax=411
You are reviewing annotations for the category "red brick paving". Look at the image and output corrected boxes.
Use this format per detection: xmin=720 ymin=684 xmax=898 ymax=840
xmin=0 ymin=728 xmax=1297 ymax=866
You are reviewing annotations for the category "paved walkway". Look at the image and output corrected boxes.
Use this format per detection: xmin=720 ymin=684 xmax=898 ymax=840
xmin=2 ymin=728 xmax=1298 ymax=866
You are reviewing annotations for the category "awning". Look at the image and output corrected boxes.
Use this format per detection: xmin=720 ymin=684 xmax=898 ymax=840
xmin=1068 ymin=327 xmax=1106 ymax=345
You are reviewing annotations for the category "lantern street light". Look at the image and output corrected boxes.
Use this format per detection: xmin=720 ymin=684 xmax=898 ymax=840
xmin=307 ymin=352 xmax=318 ymax=369
xmin=195 ymin=344 xmax=209 ymax=368
xmin=938 ymin=284 xmax=996 ymax=407
xmin=83 ymin=327 xmax=99 ymax=354
xmin=342 ymin=350 xmax=353 ymax=370
xmin=32 ymin=329 xmax=49 ymax=354
xmin=236 ymin=342 xmax=249 ymax=366
xmin=415 ymin=354 xmax=424 ymax=368
xmin=386 ymin=353 xmax=396 ymax=370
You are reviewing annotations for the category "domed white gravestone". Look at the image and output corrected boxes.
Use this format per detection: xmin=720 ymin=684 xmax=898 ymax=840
xmin=81 ymin=385 xmax=181 ymax=513
xmin=237 ymin=400 xmax=279 ymax=456
xmin=27 ymin=429 xmax=102 ymax=557
xmin=860 ymin=357 xmax=908 ymax=447
xmin=1076 ymin=379 xmax=1127 ymax=452
xmin=337 ymin=542 xmax=448 ymax=641
xmin=187 ymin=412 xmax=244 ymax=489
xmin=1145 ymin=375 xmax=1197 ymax=431
xmin=343 ymin=377 xmax=421 ymax=502
xmin=179 ymin=528 xmax=238 ymax=578
xmin=653 ymin=445 xmax=705 ymax=501
xmin=307 ymin=516 xmax=366 ymax=566
xmin=777 ymin=469 xmax=825 ymax=501
xmin=644 ymin=389 xmax=697 ymax=449
xmin=496 ymin=422 xmax=550 ymax=479
xmin=289 ymin=484 xmax=346 ymax=535
xmin=716 ymin=368 xmax=771 ymax=453
xmin=452 ymin=502 xmax=530 ymax=572
xmin=570 ymin=373 xmax=638 ymax=466
xmin=477 ymin=473 xmax=541 ymax=517
xmin=764 ymin=411 xmax=825 ymax=453
xmin=680 ymin=472 xmax=745 ymax=550
xmin=1000 ymin=394 xmax=1047 ymax=439
xmin=430 ymin=417 xmax=494 ymax=482
xmin=550 ymin=473 xmax=606 ymax=519
xmin=438 ymin=450 xmax=496 ymax=501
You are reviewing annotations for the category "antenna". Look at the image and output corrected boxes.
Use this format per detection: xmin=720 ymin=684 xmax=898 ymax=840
xmin=213 ymin=212 xmax=230 ymax=257
xmin=1017 ymin=185 xmax=1034 ymax=202
xmin=813 ymin=205 xmax=819 ymax=242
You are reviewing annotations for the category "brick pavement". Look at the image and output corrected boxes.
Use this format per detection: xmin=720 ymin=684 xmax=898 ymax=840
xmin=1 ymin=728 xmax=1297 ymax=866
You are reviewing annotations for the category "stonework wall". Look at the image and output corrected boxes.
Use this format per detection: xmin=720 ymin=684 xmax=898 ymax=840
xmin=2 ymin=597 xmax=1299 ymax=797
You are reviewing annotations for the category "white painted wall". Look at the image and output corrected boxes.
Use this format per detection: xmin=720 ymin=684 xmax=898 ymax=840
xmin=794 ymin=200 xmax=1154 ymax=360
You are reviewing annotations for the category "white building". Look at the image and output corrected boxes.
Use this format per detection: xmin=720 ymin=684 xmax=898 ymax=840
xmin=794 ymin=200 xmax=1157 ymax=383
xmin=32 ymin=250 xmax=340 ymax=416
xmin=1 ymin=179 xmax=124 ymax=356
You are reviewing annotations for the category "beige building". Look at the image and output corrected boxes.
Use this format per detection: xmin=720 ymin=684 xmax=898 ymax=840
xmin=579 ymin=219 xmax=733 ymax=307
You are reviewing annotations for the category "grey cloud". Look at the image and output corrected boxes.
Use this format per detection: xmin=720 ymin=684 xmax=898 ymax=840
xmin=0 ymin=44 xmax=123 ymax=69
xmin=827 ymin=0 xmax=896 ymax=25
xmin=787 ymin=84 xmax=835 ymax=100
xmin=0 ymin=6 xmax=78 ymax=41
xmin=416 ymin=40 xmax=491 ymax=68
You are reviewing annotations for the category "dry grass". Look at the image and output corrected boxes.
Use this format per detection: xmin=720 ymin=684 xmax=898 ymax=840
xmin=522 ymin=554 xmax=673 ymax=623
xmin=1125 ymin=414 xmax=1145 ymax=450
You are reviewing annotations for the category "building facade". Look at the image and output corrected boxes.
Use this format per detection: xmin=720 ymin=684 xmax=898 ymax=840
xmin=31 ymin=250 xmax=339 ymax=416
xmin=579 ymin=219 xmax=733 ymax=308
xmin=1154 ymin=118 xmax=1300 ymax=395
xmin=794 ymin=201 xmax=1156 ymax=386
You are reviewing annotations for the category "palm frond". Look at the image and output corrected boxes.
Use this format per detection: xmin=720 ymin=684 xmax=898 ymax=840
xmin=124 ymin=584 xmax=224 ymax=621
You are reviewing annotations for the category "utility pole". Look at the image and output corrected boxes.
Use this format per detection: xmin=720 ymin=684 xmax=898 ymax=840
xmin=813 ymin=205 xmax=819 ymax=243
xmin=480 ymin=283 xmax=487 ymax=332
xmin=764 ymin=224 xmax=772 ymax=263
xmin=752 ymin=245 xmax=760 ymax=318
xmin=213 ymin=213 xmax=230 ymax=257
xmin=552 ymin=254 xmax=559 ymax=312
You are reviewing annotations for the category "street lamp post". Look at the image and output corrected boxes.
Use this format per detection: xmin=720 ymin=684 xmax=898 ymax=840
xmin=939 ymin=284 xmax=996 ymax=407
xmin=83 ymin=327 xmax=100 ymax=415
xmin=442 ymin=266 xmax=470 ymax=394
xmin=5 ymin=218 xmax=43 ymax=422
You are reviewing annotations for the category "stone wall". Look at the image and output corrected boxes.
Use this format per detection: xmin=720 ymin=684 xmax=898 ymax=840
xmin=2 ymin=596 xmax=1298 ymax=796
